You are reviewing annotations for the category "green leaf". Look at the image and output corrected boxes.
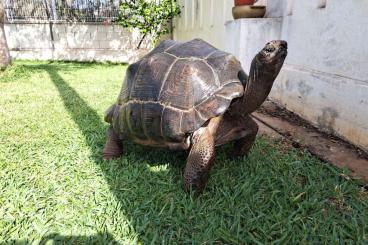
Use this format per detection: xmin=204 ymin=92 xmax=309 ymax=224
xmin=117 ymin=0 xmax=182 ymax=48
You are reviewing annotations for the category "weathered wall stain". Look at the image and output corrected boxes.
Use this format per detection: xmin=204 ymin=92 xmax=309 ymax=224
xmin=285 ymin=79 xmax=293 ymax=91
xmin=323 ymin=59 xmax=338 ymax=68
xmin=272 ymin=66 xmax=368 ymax=151
xmin=195 ymin=0 xmax=199 ymax=21
xmin=317 ymin=107 xmax=339 ymax=133
xmin=297 ymin=80 xmax=313 ymax=98
xmin=359 ymin=99 xmax=368 ymax=105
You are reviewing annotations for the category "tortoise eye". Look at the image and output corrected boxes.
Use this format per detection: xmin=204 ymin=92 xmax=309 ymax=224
xmin=265 ymin=47 xmax=275 ymax=53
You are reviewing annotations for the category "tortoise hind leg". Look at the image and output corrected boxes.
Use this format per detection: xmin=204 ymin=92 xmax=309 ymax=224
xmin=232 ymin=117 xmax=258 ymax=158
xmin=214 ymin=115 xmax=258 ymax=158
xmin=103 ymin=126 xmax=123 ymax=160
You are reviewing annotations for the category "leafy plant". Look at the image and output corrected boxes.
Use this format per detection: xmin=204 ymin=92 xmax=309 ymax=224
xmin=118 ymin=0 xmax=181 ymax=49
xmin=0 ymin=63 xmax=31 ymax=83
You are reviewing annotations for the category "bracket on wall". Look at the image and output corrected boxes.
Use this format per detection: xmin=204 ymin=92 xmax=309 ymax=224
xmin=287 ymin=0 xmax=294 ymax=16
xmin=317 ymin=0 xmax=327 ymax=9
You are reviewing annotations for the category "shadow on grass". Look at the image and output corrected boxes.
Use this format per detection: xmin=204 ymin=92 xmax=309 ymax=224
xmin=44 ymin=65 xmax=186 ymax=166
xmin=27 ymin=64 xmax=189 ymax=242
xmin=45 ymin=66 xmax=107 ymax=161
xmin=8 ymin=232 xmax=118 ymax=244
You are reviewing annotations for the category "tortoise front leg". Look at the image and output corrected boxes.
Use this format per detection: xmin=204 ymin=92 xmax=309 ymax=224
xmin=183 ymin=128 xmax=215 ymax=193
xmin=103 ymin=126 xmax=124 ymax=160
xmin=183 ymin=117 xmax=221 ymax=193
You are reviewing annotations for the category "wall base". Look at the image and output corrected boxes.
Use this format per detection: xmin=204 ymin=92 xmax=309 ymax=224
xmin=271 ymin=64 xmax=368 ymax=151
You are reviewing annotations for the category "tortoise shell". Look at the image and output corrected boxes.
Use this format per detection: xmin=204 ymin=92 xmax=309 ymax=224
xmin=111 ymin=39 xmax=245 ymax=148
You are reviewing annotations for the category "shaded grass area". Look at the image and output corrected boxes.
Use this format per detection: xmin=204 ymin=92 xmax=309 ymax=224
xmin=0 ymin=61 xmax=367 ymax=244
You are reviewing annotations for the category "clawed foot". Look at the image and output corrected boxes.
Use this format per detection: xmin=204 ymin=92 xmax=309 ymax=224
xmin=228 ymin=145 xmax=251 ymax=160
xmin=103 ymin=127 xmax=123 ymax=160
xmin=103 ymin=151 xmax=122 ymax=160
xmin=183 ymin=171 xmax=210 ymax=194
xmin=228 ymin=151 xmax=249 ymax=161
xmin=103 ymin=144 xmax=123 ymax=160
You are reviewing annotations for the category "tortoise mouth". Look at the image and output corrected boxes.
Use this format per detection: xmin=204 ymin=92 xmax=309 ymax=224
xmin=277 ymin=48 xmax=288 ymax=59
xmin=276 ymin=40 xmax=288 ymax=58
xmin=279 ymin=41 xmax=287 ymax=49
xmin=279 ymin=46 xmax=287 ymax=52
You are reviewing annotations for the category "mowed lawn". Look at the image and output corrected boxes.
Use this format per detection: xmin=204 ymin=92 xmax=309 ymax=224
xmin=0 ymin=61 xmax=367 ymax=244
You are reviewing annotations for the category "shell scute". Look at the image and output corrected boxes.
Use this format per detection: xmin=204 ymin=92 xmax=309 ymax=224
xmin=141 ymin=102 xmax=164 ymax=142
xmin=206 ymin=52 xmax=242 ymax=86
xmin=125 ymin=103 xmax=145 ymax=140
xmin=146 ymin=39 xmax=179 ymax=56
xmin=215 ymin=81 xmax=244 ymax=99
xmin=113 ymin=39 xmax=245 ymax=146
xmin=196 ymin=96 xmax=226 ymax=120
xmin=166 ymin=39 xmax=217 ymax=58
xmin=162 ymin=108 xmax=184 ymax=141
xmin=129 ymin=53 xmax=176 ymax=101
xmin=159 ymin=59 xmax=216 ymax=109
xmin=118 ymin=61 xmax=140 ymax=104
xmin=180 ymin=109 xmax=200 ymax=133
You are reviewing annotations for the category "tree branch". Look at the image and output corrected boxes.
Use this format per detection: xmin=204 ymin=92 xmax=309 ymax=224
xmin=137 ymin=32 xmax=147 ymax=49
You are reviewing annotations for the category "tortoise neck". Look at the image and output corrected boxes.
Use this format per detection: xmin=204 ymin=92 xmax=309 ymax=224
xmin=239 ymin=57 xmax=276 ymax=116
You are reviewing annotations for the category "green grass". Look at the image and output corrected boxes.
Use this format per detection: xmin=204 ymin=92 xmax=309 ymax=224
xmin=0 ymin=61 xmax=367 ymax=244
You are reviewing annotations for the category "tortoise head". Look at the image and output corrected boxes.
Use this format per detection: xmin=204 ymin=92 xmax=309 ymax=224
xmin=236 ymin=40 xmax=288 ymax=116
xmin=257 ymin=40 xmax=288 ymax=74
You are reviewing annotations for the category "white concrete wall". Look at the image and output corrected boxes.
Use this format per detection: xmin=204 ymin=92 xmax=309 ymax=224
xmin=174 ymin=0 xmax=368 ymax=151
xmin=272 ymin=0 xmax=368 ymax=151
xmin=173 ymin=0 xmax=277 ymax=49
xmin=5 ymin=22 xmax=152 ymax=63
xmin=225 ymin=18 xmax=282 ymax=73
xmin=173 ymin=0 xmax=234 ymax=49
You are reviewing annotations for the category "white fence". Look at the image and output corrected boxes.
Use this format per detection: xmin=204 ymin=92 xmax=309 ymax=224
xmin=5 ymin=22 xmax=151 ymax=63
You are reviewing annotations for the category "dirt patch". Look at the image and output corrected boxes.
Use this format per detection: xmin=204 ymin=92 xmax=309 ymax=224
xmin=254 ymin=101 xmax=368 ymax=183
xmin=258 ymin=101 xmax=368 ymax=159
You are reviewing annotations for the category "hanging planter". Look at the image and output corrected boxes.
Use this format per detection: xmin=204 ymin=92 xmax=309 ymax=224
xmin=232 ymin=5 xmax=266 ymax=19
xmin=234 ymin=0 xmax=255 ymax=6
xmin=233 ymin=0 xmax=265 ymax=19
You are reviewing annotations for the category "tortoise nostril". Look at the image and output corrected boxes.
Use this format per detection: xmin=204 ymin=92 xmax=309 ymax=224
xmin=280 ymin=41 xmax=288 ymax=49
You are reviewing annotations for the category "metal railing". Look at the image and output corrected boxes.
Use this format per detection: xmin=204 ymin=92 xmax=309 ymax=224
xmin=4 ymin=0 xmax=121 ymax=22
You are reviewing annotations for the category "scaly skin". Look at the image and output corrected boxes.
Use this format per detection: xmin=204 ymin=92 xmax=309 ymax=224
xmin=183 ymin=116 xmax=221 ymax=193
xmin=232 ymin=117 xmax=259 ymax=157
xmin=230 ymin=40 xmax=288 ymax=117
xmin=103 ymin=126 xmax=123 ymax=160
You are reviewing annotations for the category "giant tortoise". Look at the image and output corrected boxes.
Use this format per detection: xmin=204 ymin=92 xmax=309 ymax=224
xmin=103 ymin=38 xmax=287 ymax=193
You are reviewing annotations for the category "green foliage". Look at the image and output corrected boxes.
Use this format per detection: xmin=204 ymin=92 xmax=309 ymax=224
xmin=118 ymin=0 xmax=181 ymax=48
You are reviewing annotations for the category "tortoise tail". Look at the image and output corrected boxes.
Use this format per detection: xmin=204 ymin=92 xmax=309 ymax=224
xmin=104 ymin=104 xmax=116 ymax=123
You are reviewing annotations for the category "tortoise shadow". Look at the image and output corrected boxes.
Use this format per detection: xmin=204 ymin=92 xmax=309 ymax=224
xmin=33 ymin=63 xmax=185 ymax=164
xmin=7 ymin=231 xmax=119 ymax=244
xmin=27 ymin=64 xmax=195 ymax=239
